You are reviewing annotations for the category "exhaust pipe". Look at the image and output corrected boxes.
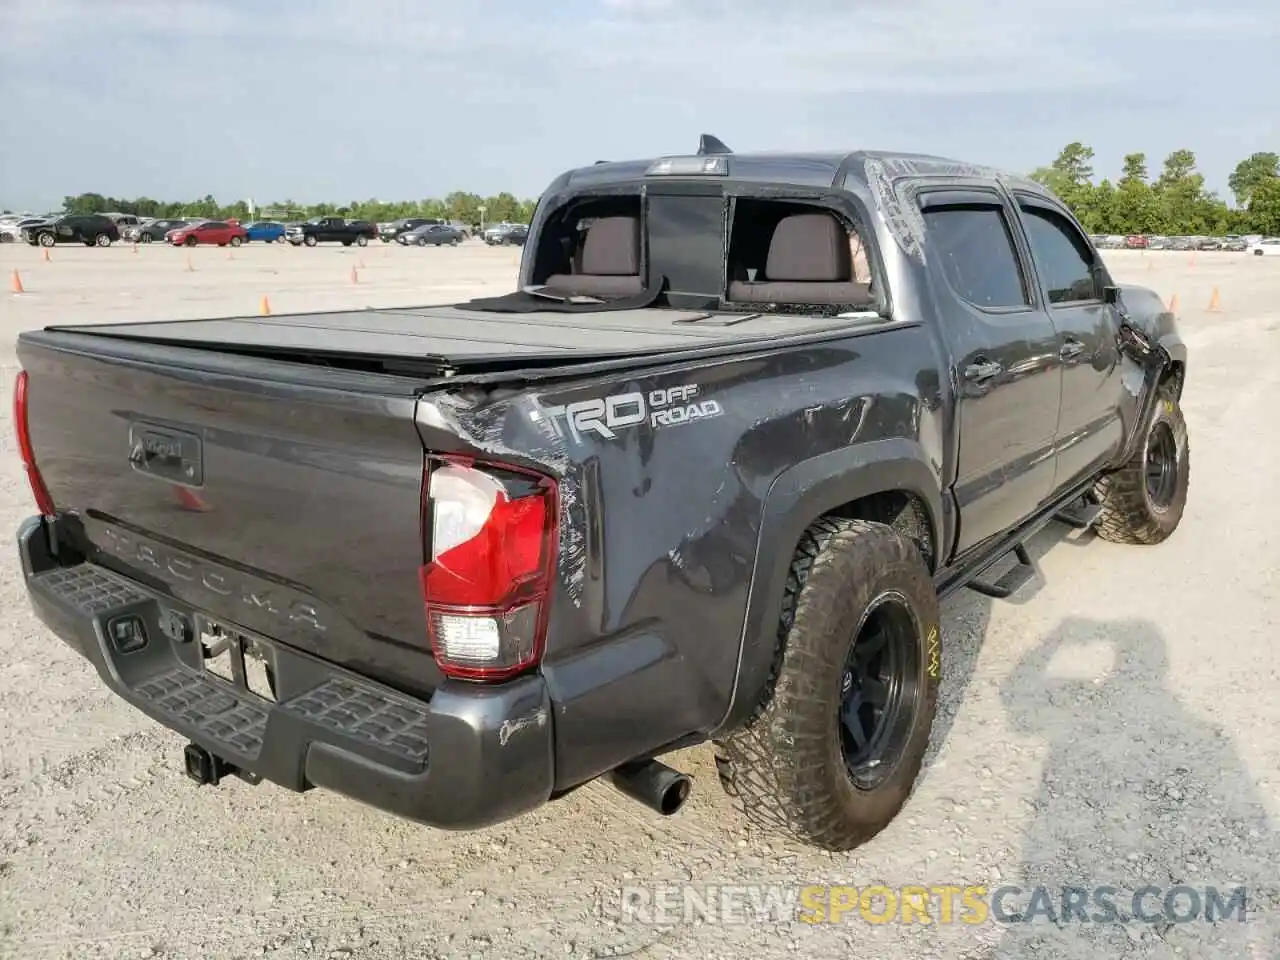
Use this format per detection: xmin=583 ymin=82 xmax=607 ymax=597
xmin=607 ymin=758 xmax=692 ymax=816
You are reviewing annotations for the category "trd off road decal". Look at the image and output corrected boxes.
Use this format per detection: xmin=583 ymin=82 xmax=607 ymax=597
xmin=533 ymin=383 xmax=724 ymax=444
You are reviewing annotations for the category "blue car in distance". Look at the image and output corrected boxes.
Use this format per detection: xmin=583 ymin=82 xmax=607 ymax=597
xmin=243 ymin=220 xmax=286 ymax=243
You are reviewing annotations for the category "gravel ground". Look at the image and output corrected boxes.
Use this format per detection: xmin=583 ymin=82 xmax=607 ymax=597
xmin=0 ymin=243 xmax=1277 ymax=960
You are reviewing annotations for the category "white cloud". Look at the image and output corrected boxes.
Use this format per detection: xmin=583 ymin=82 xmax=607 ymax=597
xmin=1 ymin=0 xmax=1276 ymax=207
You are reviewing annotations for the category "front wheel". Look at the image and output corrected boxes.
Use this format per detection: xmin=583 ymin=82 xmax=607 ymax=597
xmin=304 ymin=235 xmax=318 ymax=247
xmin=184 ymin=236 xmax=198 ymax=247
xmin=355 ymin=235 xmax=368 ymax=247
xmin=1093 ymin=385 xmax=1190 ymax=545
xmin=416 ymin=237 xmax=427 ymax=247
xmin=714 ymin=517 xmax=940 ymax=852
xmin=140 ymin=233 xmax=152 ymax=244
xmin=95 ymin=233 xmax=112 ymax=247
xmin=38 ymin=232 xmax=56 ymax=247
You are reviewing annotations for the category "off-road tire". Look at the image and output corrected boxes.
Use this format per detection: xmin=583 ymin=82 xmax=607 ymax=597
xmin=713 ymin=517 xmax=941 ymax=851
xmin=1093 ymin=385 xmax=1190 ymax=545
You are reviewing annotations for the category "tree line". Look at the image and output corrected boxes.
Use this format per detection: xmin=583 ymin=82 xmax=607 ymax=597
xmin=43 ymin=191 xmax=539 ymax=229
xmin=20 ymin=145 xmax=1280 ymax=237
xmin=1029 ymin=144 xmax=1278 ymax=236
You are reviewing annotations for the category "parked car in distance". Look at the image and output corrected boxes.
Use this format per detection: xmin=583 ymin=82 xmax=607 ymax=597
xmin=398 ymin=223 xmax=466 ymax=246
xmin=483 ymin=222 xmax=528 ymax=246
xmin=124 ymin=219 xmax=192 ymax=244
xmin=1123 ymin=234 xmax=1148 ymax=249
xmin=22 ymin=214 xmax=120 ymax=247
xmin=243 ymin=221 xmax=287 ymax=243
xmin=379 ymin=218 xmax=441 ymax=243
xmin=285 ymin=217 xmax=377 ymax=247
xmin=167 ymin=220 xmax=249 ymax=247
xmin=1247 ymin=238 xmax=1280 ymax=256
xmin=1 ymin=216 xmax=51 ymax=243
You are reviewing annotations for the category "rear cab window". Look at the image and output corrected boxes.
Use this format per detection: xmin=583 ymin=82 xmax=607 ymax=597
xmin=525 ymin=188 xmax=879 ymax=315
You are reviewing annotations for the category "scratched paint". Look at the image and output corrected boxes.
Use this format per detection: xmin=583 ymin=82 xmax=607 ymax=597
xmin=498 ymin=706 xmax=548 ymax=747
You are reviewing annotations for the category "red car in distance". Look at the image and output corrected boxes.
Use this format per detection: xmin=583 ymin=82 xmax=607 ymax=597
xmin=166 ymin=219 xmax=249 ymax=247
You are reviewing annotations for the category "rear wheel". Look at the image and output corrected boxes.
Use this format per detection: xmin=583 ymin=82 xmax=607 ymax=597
xmin=714 ymin=517 xmax=940 ymax=851
xmin=95 ymin=233 xmax=112 ymax=247
xmin=229 ymin=236 xmax=242 ymax=247
xmin=355 ymin=234 xmax=368 ymax=247
xmin=1093 ymin=385 xmax=1190 ymax=544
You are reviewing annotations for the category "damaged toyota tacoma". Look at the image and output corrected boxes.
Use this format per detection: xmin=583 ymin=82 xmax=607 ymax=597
xmin=13 ymin=136 xmax=1189 ymax=851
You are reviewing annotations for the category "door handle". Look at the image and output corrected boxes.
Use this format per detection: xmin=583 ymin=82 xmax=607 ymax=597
xmin=1060 ymin=339 xmax=1086 ymax=360
xmin=963 ymin=360 xmax=1003 ymax=382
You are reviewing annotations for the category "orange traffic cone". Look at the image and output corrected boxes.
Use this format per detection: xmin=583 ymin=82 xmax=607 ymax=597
xmin=259 ymin=296 xmax=272 ymax=316
xmin=9 ymin=269 xmax=24 ymax=293
xmin=185 ymin=254 xmax=195 ymax=272
xmin=1167 ymin=293 xmax=1179 ymax=313
xmin=42 ymin=247 xmax=51 ymax=263
xmin=1206 ymin=287 xmax=1223 ymax=313
xmin=1187 ymin=251 xmax=1197 ymax=268
xmin=350 ymin=265 xmax=359 ymax=284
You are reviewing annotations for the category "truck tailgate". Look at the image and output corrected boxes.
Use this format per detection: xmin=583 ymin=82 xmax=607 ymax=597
xmin=17 ymin=333 xmax=441 ymax=695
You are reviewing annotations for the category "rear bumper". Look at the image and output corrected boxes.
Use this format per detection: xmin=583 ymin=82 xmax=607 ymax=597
xmin=16 ymin=515 xmax=555 ymax=831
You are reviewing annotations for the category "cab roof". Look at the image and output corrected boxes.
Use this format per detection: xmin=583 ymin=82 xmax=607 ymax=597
xmin=556 ymin=135 xmax=1047 ymax=196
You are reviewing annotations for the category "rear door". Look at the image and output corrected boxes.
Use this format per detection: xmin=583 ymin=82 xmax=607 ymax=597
xmin=915 ymin=185 xmax=1064 ymax=556
xmin=1010 ymin=193 xmax=1125 ymax=492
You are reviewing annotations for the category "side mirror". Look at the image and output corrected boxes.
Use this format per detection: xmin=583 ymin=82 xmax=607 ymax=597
xmin=1102 ymin=285 xmax=1119 ymax=304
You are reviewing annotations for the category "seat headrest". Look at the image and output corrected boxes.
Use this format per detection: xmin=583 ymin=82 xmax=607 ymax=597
xmin=581 ymin=216 xmax=640 ymax=276
xmin=764 ymin=213 xmax=852 ymax=282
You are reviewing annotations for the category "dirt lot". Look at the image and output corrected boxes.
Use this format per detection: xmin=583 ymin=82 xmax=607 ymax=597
xmin=1 ymin=242 xmax=1277 ymax=960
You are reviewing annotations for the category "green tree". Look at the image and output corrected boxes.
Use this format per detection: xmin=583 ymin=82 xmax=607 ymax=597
xmin=1247 ymin=178 xmax=1280 ymax=235
xmin=1227 ymin=152 xmax=1279 ymax=208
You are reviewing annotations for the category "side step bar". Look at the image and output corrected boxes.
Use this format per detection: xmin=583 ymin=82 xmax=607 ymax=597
xmin=965 ymin=496 xmax=1102 ymax=600
xmin=966 ymin=542 xmax=1041 ymax=599
xmin=1054 ymin=499 xmax=1103 ymax=530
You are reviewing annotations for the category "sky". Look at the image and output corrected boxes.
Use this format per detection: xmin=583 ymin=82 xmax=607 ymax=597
xmin=1 ymin=0 xmax=1277 ymax=212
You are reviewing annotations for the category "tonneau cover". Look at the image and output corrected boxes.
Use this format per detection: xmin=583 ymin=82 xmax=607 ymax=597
xmin=48 ymin=304 xmax=877 ymax=365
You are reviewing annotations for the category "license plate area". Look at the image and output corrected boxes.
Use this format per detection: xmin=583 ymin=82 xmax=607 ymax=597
xmin=197 ymin=616 xmax=277 ymax=703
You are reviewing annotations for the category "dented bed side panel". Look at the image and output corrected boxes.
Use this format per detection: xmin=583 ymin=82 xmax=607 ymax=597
xmin=415 ymin=324 xmax=944 ymax=790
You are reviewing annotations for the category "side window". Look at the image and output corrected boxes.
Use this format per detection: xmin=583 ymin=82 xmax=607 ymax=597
xmin=920 ymin=203 xmax=1029 ymax=309
xmin=1018 ymin=205 xmax=1098 ymax=304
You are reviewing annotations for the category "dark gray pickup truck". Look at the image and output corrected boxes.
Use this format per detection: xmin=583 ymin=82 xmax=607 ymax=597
xmin=13 ymin=137 xmax=1189 ymax=852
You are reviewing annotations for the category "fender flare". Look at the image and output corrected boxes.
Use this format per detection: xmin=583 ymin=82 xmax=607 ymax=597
xmin=710 ymin=437 xmax=946 ymax=736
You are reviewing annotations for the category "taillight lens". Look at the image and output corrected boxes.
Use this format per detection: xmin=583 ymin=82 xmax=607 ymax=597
xmin=420 ymin=458 xmax=557 ymax=681
xmin=13 ymin=370 xmax=55 ymax=517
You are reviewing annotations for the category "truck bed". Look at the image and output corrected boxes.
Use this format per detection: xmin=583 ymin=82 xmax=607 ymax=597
xmin=47 ymin=303 xmax=881 ymax=370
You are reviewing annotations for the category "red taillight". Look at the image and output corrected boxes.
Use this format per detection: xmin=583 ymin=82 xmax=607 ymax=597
xmin=12 ymin=370 xmax=55 ymax=517
xmin=420 ymin=458 xmax=558 ymax=681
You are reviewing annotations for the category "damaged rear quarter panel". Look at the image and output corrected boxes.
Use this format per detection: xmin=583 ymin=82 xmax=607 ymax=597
xmin=415 ymin=323 xmax=942 ymax=790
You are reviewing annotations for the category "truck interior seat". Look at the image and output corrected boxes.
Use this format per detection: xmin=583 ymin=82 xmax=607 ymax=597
xmin=543 ymin=216 xmax=644 ymax=297
xmin=728 ymin=212 xmax=873 ymax=307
